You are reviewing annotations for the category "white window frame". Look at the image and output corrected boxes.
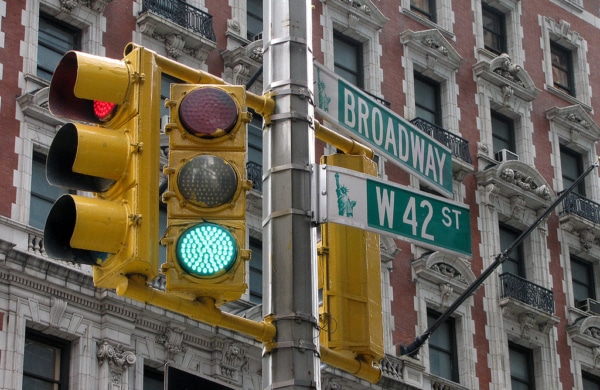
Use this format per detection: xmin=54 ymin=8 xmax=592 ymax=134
xmin=540 ymin=16 xmax=591 ymax=110
xmin=473 ymin=0 xmax=523 ymax=64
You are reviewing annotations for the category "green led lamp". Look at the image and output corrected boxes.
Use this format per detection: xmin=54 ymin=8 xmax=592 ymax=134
xmin=176 ymin=223 xmax=238 ymax=277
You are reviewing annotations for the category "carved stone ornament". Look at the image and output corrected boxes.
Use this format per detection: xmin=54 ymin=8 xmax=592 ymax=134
xmin=157 ymin=327 xmax=187 ymax=359
xmin=221 ymin=342 xmax=249 ymax=377
xmin=422 ymin=37 xmax=449 ymax=56
xmin=493 ymin=54 xmax=524 ymax=88
xmin=430 ymin=263 xmax=467 ymax=285
xmin=499 ymin=168 xmax=552 ymax=200
xmin=97 ymin=341 xmax=137 ymax=369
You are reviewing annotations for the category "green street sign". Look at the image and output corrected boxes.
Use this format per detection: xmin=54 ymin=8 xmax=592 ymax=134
xmin=314 ymin=62 xmax=453 ymax=198
xmin=320 ymin=165 xmax=471 ymax=257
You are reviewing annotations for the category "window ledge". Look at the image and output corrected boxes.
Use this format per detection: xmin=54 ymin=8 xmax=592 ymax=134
xmin=400 ymin=8 xmax=454 ymax=40
xmin=546 ymin=86 xmax=592 ymax=113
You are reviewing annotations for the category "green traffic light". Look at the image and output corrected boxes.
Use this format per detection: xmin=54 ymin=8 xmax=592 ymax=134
xmin=176 ymin=223 xmax=238 ymax=277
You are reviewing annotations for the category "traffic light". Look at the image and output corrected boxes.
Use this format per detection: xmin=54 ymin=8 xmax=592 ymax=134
xmin=318 ymin=153 xmax=384 ymax=366
xmin=43 ymin=44 xmax=161 ymax=289
xmin=161 ymin=84 xmax=252 ymax=305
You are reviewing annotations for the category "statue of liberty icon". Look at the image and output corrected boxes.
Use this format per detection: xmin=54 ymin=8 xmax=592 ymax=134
xmin=335 ymin=173 xmax=356 ymax=217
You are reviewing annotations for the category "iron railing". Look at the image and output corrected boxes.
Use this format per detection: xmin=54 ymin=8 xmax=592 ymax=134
xmin=247 ymin=161 xmax=262 ymax=192
xmin=560 ymin=191 xmax=600 ymax=224
xmin=410 ymin=117 xmax=472 ymax=164
xmin=141 ymin=0 xmax=216 ymax=41
xmin=499 ymin=273 xmax=554 ymax=314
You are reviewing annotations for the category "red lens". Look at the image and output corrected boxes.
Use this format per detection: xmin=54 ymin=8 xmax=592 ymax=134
xmin=93 ymin=100 xmax=117 ymax=122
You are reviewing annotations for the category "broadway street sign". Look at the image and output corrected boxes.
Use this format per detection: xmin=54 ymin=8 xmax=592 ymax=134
xmin=318 ymin=165 xmax=471 ymax=257
xmin=314 ymin=62 xmax=453 ymax=198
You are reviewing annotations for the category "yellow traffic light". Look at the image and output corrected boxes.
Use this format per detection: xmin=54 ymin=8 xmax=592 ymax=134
xmin=161 ymin=84 xmax=252 ymax=305
xmin=318 ymin=153 xmax=384 ymax=366
xmin=43 ymin=44 xmax=161 ymax=289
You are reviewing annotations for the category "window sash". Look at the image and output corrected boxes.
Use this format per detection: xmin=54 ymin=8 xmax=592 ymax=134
xmin=482 ymin=5 xmax=506 ymax=54
xmin=571 ymin=255 xmax=595 ymax=304
xmin=551 ymin=42 xmax=575 ymax=96
xmin=411 ymin=0 xmax=436 ymax=22
xmin=247 ymin=0 xmax=263 ymax=40
xmin=560 ymin=146 xmax=585 ymax=196
xmin=414 ymin=74 xmax=441 ymax=126
xmin=427 ymin=310 xmax=459 ymax=382
xmin=509 ymin=343 xmax=535 ymax=389
xmin=23 ymin=329 xmax=70 ymax=390
xmin=37 ymin=14 xmax=80 ymax=81
xmin=500 ymin=224 xmax=525 ymax=278
xmin=491 ymin=112 xmax=515 ymax=154
xmin=334 ymin=32 xmax=363 ymax=88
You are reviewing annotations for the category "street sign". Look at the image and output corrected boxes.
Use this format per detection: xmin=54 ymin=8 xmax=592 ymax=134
xmin=318 ymin=165 xmax=471 ymax=257
xmin=314 ymin=62 xmax=453 ymax=198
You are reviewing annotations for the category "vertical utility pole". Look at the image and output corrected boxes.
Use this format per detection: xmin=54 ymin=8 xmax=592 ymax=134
xmin=262 ymin=1 xmax=320 ymax=389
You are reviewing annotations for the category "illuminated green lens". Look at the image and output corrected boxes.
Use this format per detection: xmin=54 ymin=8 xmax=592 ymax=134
xmin=176 ymin=223 xmax=237 ymax=277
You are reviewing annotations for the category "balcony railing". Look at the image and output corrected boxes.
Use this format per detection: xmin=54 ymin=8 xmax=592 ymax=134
xmin=142 ymin=0 xmax=216 ymax=41
xmin=499 ymin=273 xmax=554 ymax=314
xmin=410 ymin=117 xmax=472 ymax=164
xmin=247 ymin=161 xmax=262 ymax=192
xmin=560 ymin=191 xmax=600 ymax=224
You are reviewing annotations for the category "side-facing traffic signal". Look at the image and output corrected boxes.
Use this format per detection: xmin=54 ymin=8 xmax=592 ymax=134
xmin=161 ymin=84 xmax=252 ymax=305
xmin=318 ymin=153 xmax=384 ymax=366
xmin=44 ymin=44 xmax=161 ymax=289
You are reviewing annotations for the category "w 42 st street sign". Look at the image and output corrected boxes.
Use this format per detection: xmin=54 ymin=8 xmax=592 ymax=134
xmin=317 ymin=165 xmax=472 ymax=257
xmin=314 ymin=62 xmax=453 ymax=198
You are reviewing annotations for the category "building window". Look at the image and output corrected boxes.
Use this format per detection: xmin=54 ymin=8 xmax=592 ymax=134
xmin=30 ymin=153 xmax=69 ymax=230
xmin=571 ymin=255 xmax=595 ymax=305
xmin=37 ymin=14 xmax=80 ymax=81
xmin=414 ymin=74 xmax=441 ymax=126
xmin=334 ymin=32 xmax=363 ymax=88
xmin=144 ymin=366 xmax=164 ymax=390
xmin=500 ymin=224 xmax=525 ymax=278
xmin=583 ymin=371 xmax=600 ymax=390
xmin=491 ymin=112 xmax=515 ymax=155
xmin=560 ymin=145 xmax=585 ymax=196
xmin=482 ymin=4 xmax=506 ymax=55
xmin=23 ymin=329 xmax=70 ymax=390
xmin=551 ymin=42 xmax=575 ymax=97
xmin=249 ymin=238 xmax=263 ymax=303
xmin=427 ymin=310 xmax=459 ymax=382
xmin=509 ymin=343 xmax=535 ymax=389
xmin=411 ymin=0 xmax=436 ymax=22
xmin=247 ymin=0 xmax=263 ymax=41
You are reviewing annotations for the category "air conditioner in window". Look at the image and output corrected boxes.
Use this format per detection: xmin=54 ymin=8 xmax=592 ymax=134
xmin=576 ymin=298 xmax=600 ymax=315
xmin=495 ymin=149 xmax=519 ymax=162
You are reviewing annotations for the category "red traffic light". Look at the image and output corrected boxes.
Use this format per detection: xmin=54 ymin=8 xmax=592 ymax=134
xmin=178 ymin=88 xmax=239 ymax=138
xmin=93 ymin=101 xmax=117 ymax=122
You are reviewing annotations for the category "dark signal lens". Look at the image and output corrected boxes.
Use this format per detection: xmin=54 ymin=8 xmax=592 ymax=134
xmin=177 ymin=155 xmax=238 ymax=207
xmin=178 ymin=88 xmax=239 ymax=138
xmin=93 ymin=100 xmax=117 ymax=122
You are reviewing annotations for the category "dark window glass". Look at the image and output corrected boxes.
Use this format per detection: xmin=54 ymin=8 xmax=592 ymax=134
xmin=249 ymin=238 xmax=263 ymax=303
xmin=572 ymin=255 xmax=595 ymax=305
xmin=144 ymin=367 xmax=164 ymax=390
xmin=509 ymin=343 xmax=535 ymax=390
xmin=247 ymin=0 xmax=263 ymax=41
xmin=561 ymin=146 xmax=585 ymax=196
xmin=583 ymin=371 xmax=600 ymax=390
xmin=161 ymin=74 xmax=183 ymax=119
xmin=23 ymin=329 xmax=70 ymax=390
xmin=334 ymin=32 xmax=363 ymax=88
xmin=30 ymin=153 xmax=69 ymax=230
xmin=37 ymin=14 xmax=80 ymax=81
xmin=482 ymin=5 xmax=506 ymax=54
xmin=414 ymin=74 xmax=441 ymax=126
xmin=500 ymin=224 xmax=525 ymax=278
xmin=491 ymin=112 xmax=515 ymax=154
xmin=248 ymin=113 xmax=262 ymax=167
xmin=411 ymin=0 xmax=436 ymax=22
xmin=551 ymin=42 xmax=575 ymax=96
xmin=427 ymin=310 xmax=459 ymax=382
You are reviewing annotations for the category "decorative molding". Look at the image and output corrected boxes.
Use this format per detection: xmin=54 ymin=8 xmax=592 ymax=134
xmin=157 ymin=327 xmax=187 ymax=360
xmin=97 ymin=340 xmax=137 ymax=369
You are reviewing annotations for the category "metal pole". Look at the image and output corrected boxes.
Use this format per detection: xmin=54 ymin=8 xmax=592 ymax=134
xmin=400 ymin=158 xmax=600 ymax=356
xmin=263 ymin=1 xmax=320 ymax=389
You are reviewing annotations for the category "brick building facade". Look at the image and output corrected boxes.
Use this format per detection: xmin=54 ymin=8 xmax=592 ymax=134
xmin=1 ymin=0 xmax=600 ymax=389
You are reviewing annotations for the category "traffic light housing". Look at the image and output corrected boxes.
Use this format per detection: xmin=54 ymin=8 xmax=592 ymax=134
xmin=161 ymin=84 xmax=252 ymax=305
xmin=43 ymin=44 xmax=161 ymax=289
xmin=318 ymin=153 xmax=384 ymax=366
